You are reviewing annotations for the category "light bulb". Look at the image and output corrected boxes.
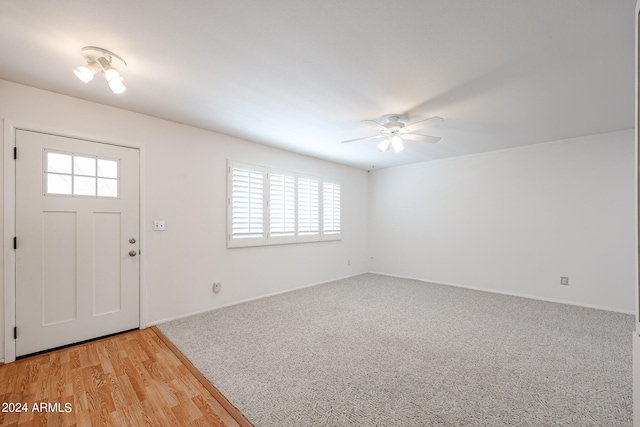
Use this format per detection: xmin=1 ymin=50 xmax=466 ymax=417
xmin=73 ymin=66 xmax=93 ymax=83
xmin=108 ymin=76 xmax=126 ymax=94
xmin=73 ymin=60 xmax=101 ymax=83
xmin=391 ymin=135 xmax=404 ymax=153
xmin=377 ymin=138 xmax=391 ymax=152
xmin=104 ymin=68 xmax=120 ymax=81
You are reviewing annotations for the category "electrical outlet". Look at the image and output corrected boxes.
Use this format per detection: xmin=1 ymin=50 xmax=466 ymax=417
xmin=153 ymin=220 xmax=166 ymax=231
xmin=347 ymin=259 xmax=351 ymax=266
xmin=213 ymin=282 xmax=221 ymax=293
xmin=560 ymin=276 xmax=569 ymax=286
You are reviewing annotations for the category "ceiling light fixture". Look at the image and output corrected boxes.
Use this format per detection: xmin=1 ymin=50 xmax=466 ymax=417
xmin=73 ymin=46 xmax=127 ymax=94
xmin=343 ymin=115 xmax=443 ymax=153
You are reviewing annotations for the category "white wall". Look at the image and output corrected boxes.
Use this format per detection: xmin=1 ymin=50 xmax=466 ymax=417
xmin=1 ymin=78 xmax=634 ymax=363
xmin=369 ymin=130 xmax=636 ymax=313
xmin=0 ymin=80 xmax=370 ymax=359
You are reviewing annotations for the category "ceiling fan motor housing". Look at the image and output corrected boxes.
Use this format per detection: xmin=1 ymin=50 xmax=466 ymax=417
xmin=384 ymin=116 xmax=404 ymax=133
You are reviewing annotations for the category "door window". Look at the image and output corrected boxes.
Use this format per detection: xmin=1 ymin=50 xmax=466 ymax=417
xmin=44 ymin=150 xmax=119 ymax=198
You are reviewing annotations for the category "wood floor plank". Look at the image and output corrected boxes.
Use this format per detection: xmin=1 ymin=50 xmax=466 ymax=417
xmin=0 ymin=364 xmax=16 ymax=395
xmin=0 ymin=328 xmax=246 ymax=426
xmin=192 ymin=394 xmax=228 ymax=426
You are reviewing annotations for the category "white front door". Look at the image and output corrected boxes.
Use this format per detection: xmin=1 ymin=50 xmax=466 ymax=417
xmin=15 ymin=130 xmax=140 ymax=357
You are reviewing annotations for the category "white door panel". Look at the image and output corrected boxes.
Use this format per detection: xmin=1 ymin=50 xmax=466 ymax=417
xmin=15 ymin=130 xmax=140 ymax=356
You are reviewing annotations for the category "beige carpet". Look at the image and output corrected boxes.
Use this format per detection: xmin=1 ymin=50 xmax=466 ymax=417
xmin=158 ymin=273 xmax=634 ymax=426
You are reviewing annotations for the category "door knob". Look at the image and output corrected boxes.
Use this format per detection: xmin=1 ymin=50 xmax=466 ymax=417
xmin=129 ymin=250 xmax=137 ymax=257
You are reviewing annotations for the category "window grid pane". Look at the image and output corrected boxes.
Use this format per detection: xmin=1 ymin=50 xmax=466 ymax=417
xmin=98 ymin=159 xmax=119 ymax=178
xmin=73 ymin=176 xmax=96 ymax=196
xmin=47 ymin=152 xmax=72 ymax=174
xmin=47 ymin=173 xmax=72 ymax=195
xmin=98 ymin=178 xmax=118 ymax=197
xmin=73 ymin=156 xmax=96 ymax=176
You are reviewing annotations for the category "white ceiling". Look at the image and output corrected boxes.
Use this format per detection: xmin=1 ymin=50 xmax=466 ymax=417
xmin=0 ymin=0 xmax=635 ymax=170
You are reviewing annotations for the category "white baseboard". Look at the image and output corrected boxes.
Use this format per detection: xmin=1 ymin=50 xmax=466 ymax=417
xmin=147 ymin=272 xmax=366 ymax=327
xmin=369 ymin=271 xmax=635 ymax=315
xmin=148 ymin=270 xmax=633 ymax=327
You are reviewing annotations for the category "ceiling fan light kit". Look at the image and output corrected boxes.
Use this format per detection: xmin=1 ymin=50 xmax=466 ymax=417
xmin=73 ymin=46 xmax=127 ymax=94
xmin=343 ymin=115 xmax=443 ymax=153
xmin=390 ymin=135 xmax=404 ymax=153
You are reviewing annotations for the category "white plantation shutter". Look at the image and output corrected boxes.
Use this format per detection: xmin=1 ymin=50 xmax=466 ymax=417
xmin=297 ymin=177 xmax=319 ymax=236
xmin=229 ymin=163 xmax=265 ymax=246
xmin=269 ymin=172 xmax=296 ymax=237
xmin=322 ymin=182 xmax=341 ymax=235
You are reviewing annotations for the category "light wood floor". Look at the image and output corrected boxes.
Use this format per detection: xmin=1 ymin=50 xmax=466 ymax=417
xmin=0 ymin=327 xmax=252 ymax=426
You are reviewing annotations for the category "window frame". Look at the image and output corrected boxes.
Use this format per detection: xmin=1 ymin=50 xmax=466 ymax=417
xmin=43 ymin=149 xmax=121 ymax=199
xmin=227 ymin=160 xmax=341 ymax=248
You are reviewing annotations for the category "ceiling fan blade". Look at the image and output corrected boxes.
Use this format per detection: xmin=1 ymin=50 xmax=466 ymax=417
xmin=362 ymin=120 xmax=388 ymax=132
xmin=341 ymin=134 xmax=385 ymax=144
xmin=404 ymin=134 xmax=441 ymax=144
xmin=403 ymin=116 xmax=444 ymax=133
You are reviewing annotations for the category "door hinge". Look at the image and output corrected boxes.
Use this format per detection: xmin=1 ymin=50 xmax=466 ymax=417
xmin=13 ymin=237 xmax=17 ymax=250
xmin=13 ymin=146 xmax=17 ymax=160
xmin=13 ymin=326 xmax=17 ymax=339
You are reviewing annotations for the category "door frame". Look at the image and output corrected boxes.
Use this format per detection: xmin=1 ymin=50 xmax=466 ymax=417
xmin=3 ymin=119 xmax=148 ymax=363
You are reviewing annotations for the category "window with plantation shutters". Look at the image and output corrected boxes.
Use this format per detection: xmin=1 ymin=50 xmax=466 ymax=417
xmin=228 ymin=163 xmax=265 ymax=247
xmin=227 ymin=160 xmax=341 ymax=248
xmin=322 ymin=182 xmax=341 ymax=234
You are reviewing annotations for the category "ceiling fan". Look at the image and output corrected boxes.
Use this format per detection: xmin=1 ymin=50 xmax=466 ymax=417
xmin=342 ymin=116 xmax=444 ymax=153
